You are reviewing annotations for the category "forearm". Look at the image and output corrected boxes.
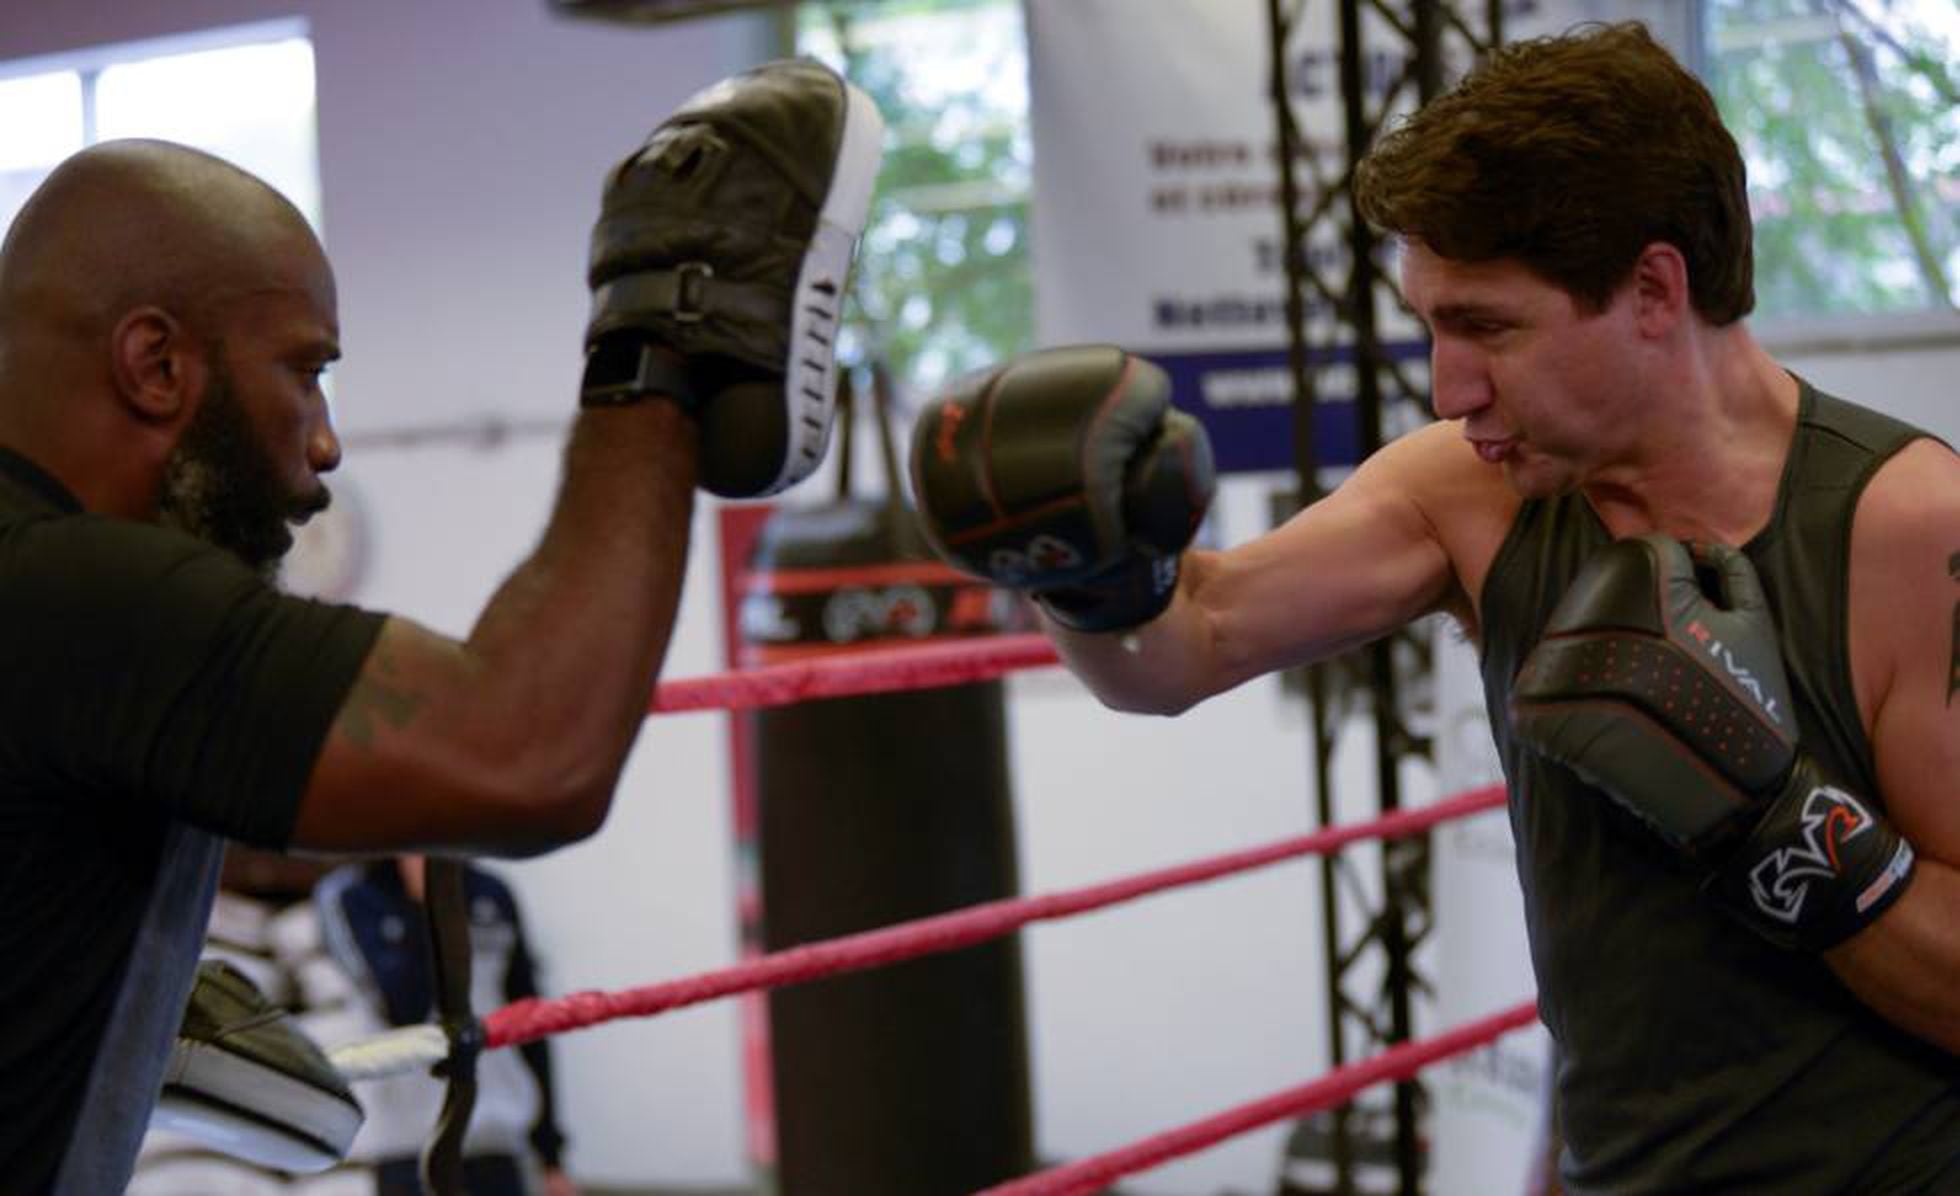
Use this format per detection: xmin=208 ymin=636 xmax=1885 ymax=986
xmin=1826 ymin=855 xmax=1960 ymax=1055
xmin=463 ymin=402 xmax=697 ymax=792
xmin=296 ymin=402 xmax=696 ymax=854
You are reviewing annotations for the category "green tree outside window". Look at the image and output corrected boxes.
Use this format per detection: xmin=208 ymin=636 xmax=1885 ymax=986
xmin=1705 ymin=0 xmax=1959 ymax=316
xmin=797 ymin=0 xmax=1035 ymax=396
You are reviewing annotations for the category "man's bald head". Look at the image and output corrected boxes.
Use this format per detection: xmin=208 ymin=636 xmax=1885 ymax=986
xmin=0 ymin=139 xmax=328 ymax=363
xmin=0 ymin=141 xmax=342 ymax=561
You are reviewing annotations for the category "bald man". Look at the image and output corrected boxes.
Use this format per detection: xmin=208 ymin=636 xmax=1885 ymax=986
xmin=0 ymin=56 xmax=880 ymax=1194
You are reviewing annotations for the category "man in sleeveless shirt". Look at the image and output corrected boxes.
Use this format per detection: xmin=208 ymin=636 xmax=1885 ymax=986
xmin=907 ymin=22 xmax=1960 ymax=1194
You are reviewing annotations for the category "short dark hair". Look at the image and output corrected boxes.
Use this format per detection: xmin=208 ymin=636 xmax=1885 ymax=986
xmin=1353 ymin=22 xmax=1755 ymax=324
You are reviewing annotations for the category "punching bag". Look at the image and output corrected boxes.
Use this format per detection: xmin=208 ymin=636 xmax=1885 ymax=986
xmin=739 ymin=485 xmax=1035 ymax=1194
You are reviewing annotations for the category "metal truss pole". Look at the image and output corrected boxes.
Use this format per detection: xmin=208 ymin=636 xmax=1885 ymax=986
xmin=1267 ymin=0 xmax=1503 ymax=1191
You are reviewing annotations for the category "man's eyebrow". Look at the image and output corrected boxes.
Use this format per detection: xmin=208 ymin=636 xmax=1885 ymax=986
xmin=297 ymin=335 xmax=341 ymax=362
xmin=1428 ymin=301 xmax=1510 ymax=323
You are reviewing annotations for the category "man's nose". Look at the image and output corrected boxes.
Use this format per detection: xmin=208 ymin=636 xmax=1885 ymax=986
xmin=1428 ymin=337 xmax=1491 ymax=420
xmin=310 ymin=407 xmax=342 ymax=474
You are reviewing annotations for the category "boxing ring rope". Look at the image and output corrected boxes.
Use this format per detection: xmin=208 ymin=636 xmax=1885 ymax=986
xmin=332 ymin=1024 xmax=450 ymax=1081
xmin=980 ymin=1001 xmax=1540 ymax=1196
xmin=649 ymin=630 xmax=1060 ymax=712
xmin=334 ymin=634 xmax=1530 ymax=1193
xmin=332 ymin=781 xmax=1506 ymax=1064
xmin=484 ymin=782 xmax=1505 ymax=1049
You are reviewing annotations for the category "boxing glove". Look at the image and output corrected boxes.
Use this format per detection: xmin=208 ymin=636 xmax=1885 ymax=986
xmin=1510 ymin=534 xmax=1915 ymax=950
xmin=909 ymin=345 xmax=1215 ymax=633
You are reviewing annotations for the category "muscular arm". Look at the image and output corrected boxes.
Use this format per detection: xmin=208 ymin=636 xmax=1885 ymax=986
xmin=1052 ymin=421 xmax=1480 ymax=715
xmin=291 ymin=401 xmax=697 ymax=856
xmin=1823 ymin=439 xmax=1960 ymax=1052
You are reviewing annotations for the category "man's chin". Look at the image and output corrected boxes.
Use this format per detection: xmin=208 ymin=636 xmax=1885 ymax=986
xmin=1500 ymin=455 xmax=1579 ymax=501
xmin=252 ymin=527 xmax=296 ymax=582
xmin=208 ymin=524 xmax=294 ymax=581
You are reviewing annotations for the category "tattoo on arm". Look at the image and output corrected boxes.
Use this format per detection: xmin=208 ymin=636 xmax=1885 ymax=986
xmin=337 ymin=647 xmax=427 ymax=749
xmin=1949 ymin=552 xmax=1959 ymax=707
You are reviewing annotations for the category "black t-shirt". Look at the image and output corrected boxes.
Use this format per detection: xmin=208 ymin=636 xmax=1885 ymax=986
xmin=0 ymin=447 xmax=385 ymax=1193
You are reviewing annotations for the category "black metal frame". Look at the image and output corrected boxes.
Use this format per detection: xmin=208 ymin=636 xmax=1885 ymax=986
xmin=1265 ymin=1 xmax=1503 ymax=1192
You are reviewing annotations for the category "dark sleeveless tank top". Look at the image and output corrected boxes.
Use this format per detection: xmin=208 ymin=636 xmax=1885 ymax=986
xmin=1479 ymin=381 xmax=1960 ymax=1194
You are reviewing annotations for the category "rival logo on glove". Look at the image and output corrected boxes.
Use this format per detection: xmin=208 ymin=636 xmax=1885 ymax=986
xmin=1747 ymin=784 xmax=1876 ymax=925
xmin=1685 ymin=618 xmax=1784 ymax=726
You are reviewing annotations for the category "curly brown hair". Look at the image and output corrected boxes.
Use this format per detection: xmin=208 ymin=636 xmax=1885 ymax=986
xmin=1353 ymin=22 xmax=1754 ymax=324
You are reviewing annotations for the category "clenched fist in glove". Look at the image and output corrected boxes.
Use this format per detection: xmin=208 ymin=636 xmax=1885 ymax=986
xmin=908 ymin=345 xmax=1215 ymax=633
xmin=1510 ymin=533 xmax=1917 ymax=950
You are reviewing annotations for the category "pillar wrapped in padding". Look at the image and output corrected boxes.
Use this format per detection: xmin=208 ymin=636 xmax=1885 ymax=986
xmin=739 ymin=496 xmax=1034 ymax=1195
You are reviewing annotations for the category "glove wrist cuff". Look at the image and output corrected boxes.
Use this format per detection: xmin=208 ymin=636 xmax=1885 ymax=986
xmin=580 ymin=335 xmax=702 ymax=414
xmin=1713 ymin=756 xmax=1916 ymax=950
xmin=1034 ymin=553 xmax=1180 ymax=634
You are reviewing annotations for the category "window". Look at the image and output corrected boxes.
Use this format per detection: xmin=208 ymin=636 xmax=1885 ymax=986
xmin=796 ymin=0 xmax=1034 ymax=395
xmin=1703 ymin=0 xmax=1959 ymax=318
xmin=0 ymin=72 xmax=84 ymax=235
xmin=0 ymin=19 xmax=320 ymax=238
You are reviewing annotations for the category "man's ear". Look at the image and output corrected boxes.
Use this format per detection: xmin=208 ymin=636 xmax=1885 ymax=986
xmin=109 ymin=306 xmax=206 ymax=424
xmin=1629 ymin=241 xmax=1691 ymax=337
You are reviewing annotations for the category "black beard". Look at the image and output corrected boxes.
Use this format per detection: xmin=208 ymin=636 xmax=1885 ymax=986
xmin=158 ymin=365 xmax=327 ymax=579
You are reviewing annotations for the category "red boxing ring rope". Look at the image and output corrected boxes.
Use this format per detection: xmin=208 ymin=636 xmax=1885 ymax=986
xmin=430 ymin=639 xmax=1526 ymax=1193
xmin=979 ymin=1000 xmax=1540 ymax=1196
xmin=650 ymin=632 xmax=1060 ymax=712
xmin=484 ymin=783 xmax=1505 ymax=1050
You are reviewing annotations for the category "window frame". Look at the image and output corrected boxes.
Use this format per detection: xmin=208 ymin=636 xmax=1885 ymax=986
xmin=0 ymin=16 xmax=309 ymax=88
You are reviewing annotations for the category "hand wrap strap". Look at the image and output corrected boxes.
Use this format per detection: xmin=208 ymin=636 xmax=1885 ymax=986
xmin=1714 ymin=756 xmax=1917 ymax=949
xmin=581 ymin=336 xmax=701 ymax=412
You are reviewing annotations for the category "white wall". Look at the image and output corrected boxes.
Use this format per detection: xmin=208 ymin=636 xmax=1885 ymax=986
xmin=3 ymin=3 xmax=1954 ymax=1193
xmin=1771 ymin=316 xmax=1960 ymax=445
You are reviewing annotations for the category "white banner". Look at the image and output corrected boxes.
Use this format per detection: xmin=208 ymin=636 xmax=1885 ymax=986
xmin=1029 ymin=0 xmax=1429 ymax=474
